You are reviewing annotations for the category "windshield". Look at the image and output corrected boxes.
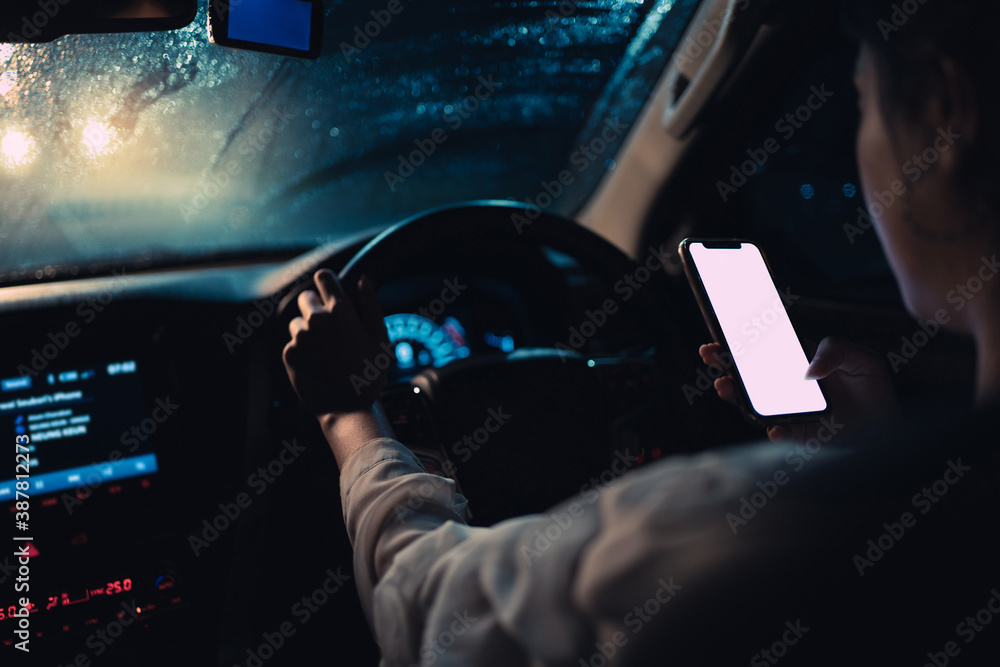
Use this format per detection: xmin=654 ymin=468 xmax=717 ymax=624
xmin=0 ymin=0 xmax=699 ymax=284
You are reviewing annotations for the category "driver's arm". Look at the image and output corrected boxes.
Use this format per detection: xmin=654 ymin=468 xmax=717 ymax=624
xmin=282 ymin=269 xmax=397 ymax=466
xmin=281 ymin=269 xmax=490 ymax=656
xmin=282 ymin=269 xmax=572 ymax=661
xmin=281 ymin=268 xmax=474 ymax=616
xmin=281 ymin=269 xmax=777 ymax=666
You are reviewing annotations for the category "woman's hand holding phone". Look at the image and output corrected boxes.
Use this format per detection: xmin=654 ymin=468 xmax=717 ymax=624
xmin=699 ymin=337 xmax=899 ymax=443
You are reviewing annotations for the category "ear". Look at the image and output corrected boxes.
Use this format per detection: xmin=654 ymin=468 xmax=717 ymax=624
xmin=925 ymin=56 xmax=978 ymax=176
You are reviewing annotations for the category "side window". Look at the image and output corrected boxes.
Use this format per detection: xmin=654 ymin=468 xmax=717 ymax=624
xmin=725 ymin=33 xmax=899 ymax=303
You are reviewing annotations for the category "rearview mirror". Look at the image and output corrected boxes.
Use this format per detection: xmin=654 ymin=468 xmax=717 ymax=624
xmin=208 ymin=0 xmax=324 ymax=60
xmin=1 ymin=0 xmax=198 ymax=43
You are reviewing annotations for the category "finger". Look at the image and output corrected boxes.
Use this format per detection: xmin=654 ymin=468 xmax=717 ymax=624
xmin=358 ymin=275 xmax=389 ymax=345
xmin=315 ymin=269 xmax=347 ymax=307
xmin=804 ymin=337 xmax=847 ymax=380
xmin=288 ymin=316 xmax=306 ymax=339
xmin=826 ymin=339 xmax=882 ymax=376
xmin=699 ymin=342 xmax=722 ymax=356
xmin=699 ymin=343 xmax=726 ymax=370
xmin=714 ymin=376 xmax=738 ymax=404
xmin=297 ymin=289 xmax=325 ymax=317
xmin=281 ymin=339 xmax=299 ymax=374
xmin=767 ymin=425 xmax=786 ymax=442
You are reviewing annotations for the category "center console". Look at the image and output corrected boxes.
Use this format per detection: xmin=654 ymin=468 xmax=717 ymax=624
xmin=1 ymin=355 xmax=211 ymax=663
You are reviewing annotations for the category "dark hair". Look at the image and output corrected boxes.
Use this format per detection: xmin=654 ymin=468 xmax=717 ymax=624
xmin=841 ymin=0 xmax=1000 ymax=226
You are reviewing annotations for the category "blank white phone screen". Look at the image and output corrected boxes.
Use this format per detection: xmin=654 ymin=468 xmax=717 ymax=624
xmin=689 ymin=242 xmax=827 ymax=417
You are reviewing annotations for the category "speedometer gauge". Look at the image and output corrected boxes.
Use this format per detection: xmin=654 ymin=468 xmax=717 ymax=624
xmin=384 ymin=314 xmax=471 ymax=373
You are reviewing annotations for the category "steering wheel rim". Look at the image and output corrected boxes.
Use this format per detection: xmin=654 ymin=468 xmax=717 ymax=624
xmin=336 ymin=200 xmax=682 ymax=349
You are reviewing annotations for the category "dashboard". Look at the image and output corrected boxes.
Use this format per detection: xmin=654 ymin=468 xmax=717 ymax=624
xmin=0 ymin=342 xmax=205 ymax=664
xmin=2 ymin=371 xmax=201 ymax=667
xmin=379 ymin=275 xmax=528 ymax=380
xmin=384 ymin=313 xmax=473 ymax=372
xmin=0 ymin=228 xmax=696 ymax=665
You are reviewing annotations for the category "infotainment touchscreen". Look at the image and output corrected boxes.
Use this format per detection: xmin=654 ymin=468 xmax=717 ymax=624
xmin=0 ymin=360 xmax=160 ymax=501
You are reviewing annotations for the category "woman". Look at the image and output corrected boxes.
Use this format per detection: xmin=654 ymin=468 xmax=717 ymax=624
xmin=282 ymin=0 xmax=999 ymax=664
xmin=703 ymin=0 xmax=1000 ymax=437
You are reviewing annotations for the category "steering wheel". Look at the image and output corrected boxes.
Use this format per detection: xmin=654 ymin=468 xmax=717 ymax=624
xmin=285 ymin=201 xmax=695 ymax=525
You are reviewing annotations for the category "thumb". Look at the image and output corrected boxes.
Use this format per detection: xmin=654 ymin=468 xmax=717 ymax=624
xmin=357 ymin=275 xmax=389 ymax=346
xmin=804 ymin=337 xmax=846 ymax=380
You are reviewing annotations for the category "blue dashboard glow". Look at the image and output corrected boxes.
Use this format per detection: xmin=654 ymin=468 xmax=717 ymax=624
xmin=384 ymin=314 xmax=471 ymax=371
xmin=395 ymin=341 xmax=415 ymax=368
xmin=484 ymin=331 xmax=515 ymax=353
xmin=0 ymin=454 xmax=158 ymax=499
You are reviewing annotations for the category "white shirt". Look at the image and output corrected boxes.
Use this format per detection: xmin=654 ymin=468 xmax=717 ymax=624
xmin=339 ymin=437 xmax=802 ymax=667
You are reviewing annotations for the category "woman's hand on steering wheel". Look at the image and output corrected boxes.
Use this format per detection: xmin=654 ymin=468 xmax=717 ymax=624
xmin=282 ymin=269 xmax=390 ymax=418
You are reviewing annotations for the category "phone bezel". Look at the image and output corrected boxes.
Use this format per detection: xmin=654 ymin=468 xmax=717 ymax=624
xmin=678 ymin=237 xmax=829 ymax=426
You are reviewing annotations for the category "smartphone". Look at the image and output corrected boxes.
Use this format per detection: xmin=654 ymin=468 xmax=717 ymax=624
xmin=208 ymin=0 xmax=324 ymax=59
xmin=679 ymin=238 xmax=827 ymax=424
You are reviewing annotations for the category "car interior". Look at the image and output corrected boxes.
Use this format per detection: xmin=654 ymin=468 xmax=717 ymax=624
xmin=0 ymin=0 xmax=979 ymax=664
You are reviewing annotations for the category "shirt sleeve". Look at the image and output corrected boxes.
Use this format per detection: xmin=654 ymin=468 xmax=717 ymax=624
xmin=339 ymin=437 xmax=470 ymax=628
xmin=339 ymin=436 xmax=796 ymax=667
